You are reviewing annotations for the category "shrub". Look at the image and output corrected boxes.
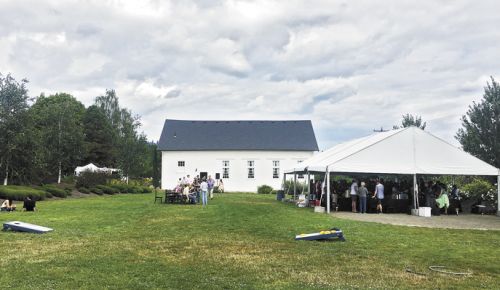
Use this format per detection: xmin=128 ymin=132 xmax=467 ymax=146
xmin=78 ymin=187 xmax=90 ymax=194
xmin=43 ymin=185 xmax=68 ymax=198
xmin=76 ymin=171 xmax=108 ymax=188
xmin=257 ymin=185 xmax=274 ymax=194
xmin=90 ymin=187 xmax=104 ymax=195
xmin=110 ymin=184 xmax=129 ymax=193
xmin=0 ymin=186 xmax=47 ymax=201
xmin=462 ymin=179 xmax=495 ymax=201
xmin=96 ymin=185 xmax=118 ymax=195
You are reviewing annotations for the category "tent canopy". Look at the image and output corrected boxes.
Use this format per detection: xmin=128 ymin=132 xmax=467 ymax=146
xmin=286 ymin=126 xmax=499 ymax=176
xmin=75 ymin=163 xmax=120 ymax=176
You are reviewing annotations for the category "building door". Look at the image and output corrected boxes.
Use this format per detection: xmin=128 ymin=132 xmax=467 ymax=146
xmin=200 ymin=172 xmax=208 ymax=180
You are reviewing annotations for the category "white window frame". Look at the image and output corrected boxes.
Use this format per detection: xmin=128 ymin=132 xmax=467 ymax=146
xmin=247 ymin=160 xmax=255 ymax=179
xmin=222 ymin=160 xmax=230 ymax=179
xmin=272 ymin=160 xmax=280 ymax=179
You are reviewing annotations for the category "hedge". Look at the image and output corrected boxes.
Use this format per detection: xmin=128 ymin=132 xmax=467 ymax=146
xmin=257 ymin=185 xmax=274 ymax=194
xmin=43 ymin=185 xmax=68 ymax=198
xmin=0 ymin=186 xmax=47 ymax=201
xmin=96 ymin=185 xmax=118 ymax=195
xmin=89 ymin=187 xmax=104 ymax=195
xmin=78 ymin=187 xmax=90 ymax=194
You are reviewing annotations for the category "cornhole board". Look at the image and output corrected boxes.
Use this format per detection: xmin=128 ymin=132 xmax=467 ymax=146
xmin=295 ymin=228 xmax=345 ymax=241
xmin=3 ymin=221 xmax=53 ymax=234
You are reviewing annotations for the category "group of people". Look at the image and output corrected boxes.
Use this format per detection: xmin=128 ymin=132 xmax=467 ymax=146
xmin=1 ymin=196 xmax=37 ymax=212
xmin=174 ymin=174 xmax=224 ymax=207
xmin=418 ymin=179 xmax=451 ymax=215
xmin=349 ymin=179 xmax=385 ymax=214
xmin=306 ymin=176 xmax=458 ymax=215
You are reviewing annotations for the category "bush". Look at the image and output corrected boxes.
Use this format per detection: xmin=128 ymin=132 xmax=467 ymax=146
xmin=110 ymin=184 xmax=128 ymax=193
xmin=257 ymin=185 xmax=274 ymax=194
xmin=76 ymin=171 xmax=108 ymax=189
xmin=96 ymin=185 xmax=118 ymax=195
xmin=43 ymin=185 xmax=68 ymax=198
xmin=90 ymin=187 xmax=104 ymax=195
xmin=78 ymin=187 xmax=90 ymax=194
xmin=462 ymin=179 xmax=496 ymax=201
xmin=0 ymin=185 xmax=47 ymax=201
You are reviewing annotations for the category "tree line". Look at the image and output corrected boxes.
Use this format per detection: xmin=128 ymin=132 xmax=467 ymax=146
xmin=0 ymin=73 xmax=159 ymax=185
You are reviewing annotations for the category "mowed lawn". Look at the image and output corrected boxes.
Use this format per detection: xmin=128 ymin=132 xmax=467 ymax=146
xmin=0 ymin=193 xmax=499 ymax=289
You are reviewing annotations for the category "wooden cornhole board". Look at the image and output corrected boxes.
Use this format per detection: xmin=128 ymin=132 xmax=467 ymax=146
xmin=295 ymin=228 xmax=345 ymax=241
xmin=3 ymin=221 xmax=53 ymax=234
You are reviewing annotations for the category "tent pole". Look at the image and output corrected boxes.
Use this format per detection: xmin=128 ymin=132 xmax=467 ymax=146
xmin=326 ymin=167 xmax=330 ymax=214
xmin=293 ymin=173 xmax=297 ymax=200
xmin=307 ymin=171 xmax=310 ymax=196
xmin=413 ymin=174 xmax=417 ymax=211
xmin=497 ymin=174 xmax=500 ymax=216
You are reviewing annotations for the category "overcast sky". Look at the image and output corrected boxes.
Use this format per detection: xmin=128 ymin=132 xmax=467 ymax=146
xmin=1 ymin=0 xmax=499 ymax=149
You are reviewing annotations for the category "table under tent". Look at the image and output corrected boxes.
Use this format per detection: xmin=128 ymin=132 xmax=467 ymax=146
xmin=284 ymin=126 xmax=500 ymax=215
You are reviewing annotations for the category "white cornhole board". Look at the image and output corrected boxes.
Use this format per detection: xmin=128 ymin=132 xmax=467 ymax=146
xmin=3 ymin=221 xmax=53 ymax=234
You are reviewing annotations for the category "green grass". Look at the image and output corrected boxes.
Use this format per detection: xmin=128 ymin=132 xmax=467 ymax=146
xmin=0 ymin=193 xmax=498 ymax=289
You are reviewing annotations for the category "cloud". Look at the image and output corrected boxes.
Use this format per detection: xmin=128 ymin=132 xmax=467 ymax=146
xmin=1 ymin=0 xmax=499 ymax=148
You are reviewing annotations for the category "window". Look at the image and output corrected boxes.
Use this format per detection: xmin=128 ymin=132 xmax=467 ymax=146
xmin=297 ymin=160 xmax=304 ymax=178
xmin=272 ymin=160 xmax=280 ymax=179
xmin=222 ymin=160 xmax=229 ymax=178
xmin=247 ymin=160 xmax=255 ymax=178
xmin=178 ymin=161 xmax=185 ymax=167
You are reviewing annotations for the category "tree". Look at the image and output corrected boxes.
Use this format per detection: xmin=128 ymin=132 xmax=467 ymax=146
xmin=0 ymin=73 xmax=30 ymax=185
xmin=30 ymin=93 xmax=86 ymax=183
xmin=152 ymin=143 xmax=160 ymax=188
xmin=83 ymin=105 xmax=117 ymax=167
xmin=393 ymin=114 xmax=427 ymax=130
xmin=456 ymin=77 xmax=500 ymax=168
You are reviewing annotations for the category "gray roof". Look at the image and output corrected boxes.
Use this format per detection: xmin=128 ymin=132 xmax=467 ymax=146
xmin=158 ymin=119 xmax=319 ymax=151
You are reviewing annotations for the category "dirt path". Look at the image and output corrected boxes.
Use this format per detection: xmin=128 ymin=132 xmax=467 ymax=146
xmin=331 ymin=212 xmax=500 ymax=230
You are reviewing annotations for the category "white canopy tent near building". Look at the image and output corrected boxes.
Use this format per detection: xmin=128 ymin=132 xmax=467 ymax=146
xmin=74 ymin=163 xmax=120 ymax=176
xmin=285 ymin=126 xmax=500 ymax=215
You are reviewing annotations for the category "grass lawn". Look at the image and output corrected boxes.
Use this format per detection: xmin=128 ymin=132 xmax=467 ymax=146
xmin=0 ymin=193 xmax=498 ymax=289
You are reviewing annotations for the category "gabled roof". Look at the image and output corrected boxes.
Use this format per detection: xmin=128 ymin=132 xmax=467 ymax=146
xmin=158 ymin=119 xmax=319 ymax=151
xmin=287 ymin=126 xmax=499 ymax=176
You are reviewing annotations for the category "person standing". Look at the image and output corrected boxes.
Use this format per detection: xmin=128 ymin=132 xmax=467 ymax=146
xmin=358 ymin=182 xmax=368 ymax=214
xmin=350 ymin=180 xmax=358 ymax=213
xmin=200 ymin=178 xmax=208 ymax=207
xmin=207 ymin=175 xmax=215 ymax=200
xmin=218 ymin=179 xmax=224 ymax=193
xmin=373 ymin=179 xmax=385 ymax=213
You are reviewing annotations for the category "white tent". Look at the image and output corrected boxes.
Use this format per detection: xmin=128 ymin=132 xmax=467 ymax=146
xmin=75 ymin=163 xmax=120 ymax=176
xmin=75 ymin=163 xmax=100 ymax=176
xmin=285 ymin=127 xmax=500 ymax=214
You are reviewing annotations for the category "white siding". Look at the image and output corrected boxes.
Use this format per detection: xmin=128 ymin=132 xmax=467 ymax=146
xmin=161 ymin=150 xmax=314 ymax=192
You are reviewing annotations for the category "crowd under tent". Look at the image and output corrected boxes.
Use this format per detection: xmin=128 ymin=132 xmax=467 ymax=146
xmin=284 ymin=126 xmax=500 ymax=215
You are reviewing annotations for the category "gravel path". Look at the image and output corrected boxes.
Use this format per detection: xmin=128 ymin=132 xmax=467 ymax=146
xmin=331 ymin=211 xmax=500 ymax=230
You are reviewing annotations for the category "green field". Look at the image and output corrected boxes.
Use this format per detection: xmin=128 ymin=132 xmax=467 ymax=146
xmin=0 ymin=193 xmax=498 ymax=289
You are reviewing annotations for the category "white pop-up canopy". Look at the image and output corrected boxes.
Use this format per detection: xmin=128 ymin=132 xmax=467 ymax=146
xmin=285 ymin=126 xmax=500 ymax=214
xmin=75 ymin=163 xmax=120 ymax=176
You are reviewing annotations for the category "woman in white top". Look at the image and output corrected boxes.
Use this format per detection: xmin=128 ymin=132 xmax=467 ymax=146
xmin=350 ymin=180 xmax=358 ymax=213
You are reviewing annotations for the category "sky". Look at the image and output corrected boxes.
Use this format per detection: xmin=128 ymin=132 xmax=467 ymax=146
xmin=1 ymin=0 xmax=499 ymax=150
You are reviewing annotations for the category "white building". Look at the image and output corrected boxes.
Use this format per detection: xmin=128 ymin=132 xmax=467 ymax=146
xmin=158 ymin=120 xmax=319 ymax=192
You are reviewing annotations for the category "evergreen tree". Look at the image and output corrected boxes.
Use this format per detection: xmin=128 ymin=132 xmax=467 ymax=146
xmin=83 ymin=105 xmax=117 ymax=167
xmin=456 ymin=77 xmax=500 ymax=168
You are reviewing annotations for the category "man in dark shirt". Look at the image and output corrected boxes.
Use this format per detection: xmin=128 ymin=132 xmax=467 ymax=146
xmin=23 ymin=196 xmax=36 ymax=212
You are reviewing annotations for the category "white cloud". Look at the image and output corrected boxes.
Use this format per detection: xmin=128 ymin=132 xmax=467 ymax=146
xmin=1 ymin=0 xmax=499 ymax=148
